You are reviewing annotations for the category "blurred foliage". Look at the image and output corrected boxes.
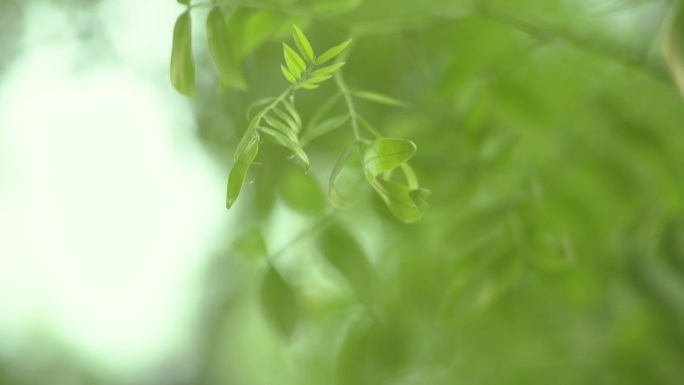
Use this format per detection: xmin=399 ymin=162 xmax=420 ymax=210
xmin=5 ymin=0 xmax=684 ymax=384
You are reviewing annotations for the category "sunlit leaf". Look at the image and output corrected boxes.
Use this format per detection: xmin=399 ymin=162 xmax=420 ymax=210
xmin=301 ymin=114 xmax=349 ymax=145
xmin=259 ymin=127 xmax=310 ymax=171
xmin=310 ymin=62 xmax=346 ymax=77
xmin=307 ymin=75 xmax=333 ymax=84
xmin=283 ymin=43 xmax=306 ymax=78
xmin=663 ymin=5 xmax=684 ymax=100
xmin=177 ymin=0 xmax=189 ymax=5
xmin=260 ymin=264 xmax=300 ymax=340
xmin=226 ymin=135 xmax=259 ymax=208
xmin=292 ymin=24 xmax=315 ymax=62
xmin=372 ymin=179 xmax=422 ymax=223
xmin=299 ymin=83 xmax=319 ymax=90
xmin=279 ymin=166 xmax=326 ymax=215
xmin=170 ymin=11 xmax=196 ymax=98
xmin=318 ymin=221 xmax=373 ymax=296
xmin=281 ymin=65 xmax=297 ymax=84
xmin=352 ymin=90 xmax=407 ymax=107
xmin=316 ymin=38 xmax=352 ymax=65
xmin=364 ymin=138 xmax=416 ymax=182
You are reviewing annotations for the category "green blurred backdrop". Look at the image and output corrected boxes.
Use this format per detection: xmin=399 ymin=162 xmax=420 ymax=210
xmin=1 ymin=0 xmax=684 ymax=384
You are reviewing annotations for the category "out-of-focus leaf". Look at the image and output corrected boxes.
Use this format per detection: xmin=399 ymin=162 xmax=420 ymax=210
xmin=242 ymin=10 xmax=282 ymax=55
xmin=315 ymin=39 xmax=352 ymax=64
xmin=292 ymin=24 xmax=314 ymax=62
xmin=283 ymin=42 xmax=306 ymax=78
xmin=233 ymin=228 xmax=268 ymax=260
xmin=170 ymin=11 xmax=196 ymax=98
xmin=206 ymin=7 xmax=247 ymax=91
xmin=372 ymin=179 xmax=422 ymax=223
xmin=364 ymin=138 xmax=416 ymax=182
xmin=260 ymin=264 xmax=300 ymax=340
xmin=663 ymin=5 xmax=684 ymax=100
xmin=329 ymin=142 xmax=357 ymax=206
xmin=226 ymin=135 xmax=259 ymax=208
xmin=176 ymin=0 xmax=189 ymax=5
xmin=301 ymin=114 xmax=349 ymax=145
xmin=409 ymin=188 xmax=431 ymax=211
xmin=278 ymin=166 xmax=326 ymax=215
xmin=258 ymin=127 xmax=310 ymax=171
xmin=352 ymin=90 xmax=407 ymax=107
xmin=307 ymin=75 xmax=333 ymax=84
xmin=318 ymin=221 xmax=373 ymax=296
xmin=299 ymin=83 xmax=320 ymax=90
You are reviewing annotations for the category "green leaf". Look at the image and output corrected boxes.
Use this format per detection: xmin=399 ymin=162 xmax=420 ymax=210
xmin=310 ymin=62 xmax=346 ymax=77
xmin=316 ymin=38 xmax=352 ymax=65
xmin=352 ymin=90 xmax=407 ymax=107
xmin=299 ymin=83 xmax=320 ymax=90
xmin=233 ymin=228 xmax=268 ymax=260
xmin=259 ymin=127 xmax=310 ymax=171
xmin=409 ymin=188 xmax=431 ymax=211
xmin=170 ymin=11 xmax=196 ymax=98
xmin=260 ymin=265 xmax=300 ymax=340
xmin=283 ymin=43 xmax=306 ymax=78
xmin=263 ymin=116 xmax=298 ymax=142
xmin=177 ymin=0 xmax=189 ymax=5
xmin=206 ymin=7 xmax=247 ymax=91
xmin=663 ymin=5 xmax=684 ymax=100
xmin=364 ymin=138 xmax=416 ymax=182
xmin=282 ymin=99 xmax=302 ymax=128
xmin=226 ymin=135 xmax=259 ymax=208
xmin=279 ymin=166 xmax=326 ymax=215
xmin=273 ymin=108 xmax=300 ymax=134
xmin=372 ymin=179 xmax=422 ymax=223
xmin=318 ymin=221 xmax=374 ymax=297
xmin=328 ymin=142 xmax=356 ymax=206
xmin=292 ymin=24 xmax=314 ymax=62
xmin=301 ymin=114 xmax=349 ymax=145
xmin=281 ymin=65 xmax=297 ymax=84
xmin=307 ymin=75 xmax=333 ymax=84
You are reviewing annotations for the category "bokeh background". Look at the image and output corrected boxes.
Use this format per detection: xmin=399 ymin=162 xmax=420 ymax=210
xmin=1 ymin=0 xmax=684 ymax=384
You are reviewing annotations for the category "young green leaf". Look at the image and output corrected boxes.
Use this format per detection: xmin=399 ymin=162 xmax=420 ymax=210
xmin=273 ymin=108 xmax=300 ymax=134
xmin=307 ymin=75 xmax=333 ymax=84
xmin=292 ymin=25 xmax=315 ymax=63
xmin=352 ymin=90 xmax=407 ymax=107
xmin=663 ymin=5 xmax=684 ymax=100
xmin=226 ymin=136 xmax=259 ymax=208
xmin=263 ymin=115 xmax=298 ymax=142
xmin=372 ymin=179 xmax=422 ymax=223
xmin=299 ymin=83 xmax=320 ymax=90
xmin=170 ymin=11 xmax=196 ymax=98
xmin=318 ymin=222 xmax=374 ymax=296
xmin=310 ymin=62 xmax=346 ymax=77
xmin=259 ymin=127 xmax=310 ymax=171
xmin=260 ymin=265 xmax=300 ymax=340
xmin=177 ymin=0 xmax=189 ymax=5
xmin=282 ymin=99 xmax=302 ymax=128
xmin=206 ymin=7 xmax=247 ymax=91
xmin=316 ymin=38 xmax=352 ymax=65
xmin=281 ymin=65 xmax=297 ymax=84
xmin=283 ymin=43 xmax=306 ymax=78
xmin=364 ymin=138 xmax=417 ymax=182
xmin=301 ymin=114 xmax=349 ymax=145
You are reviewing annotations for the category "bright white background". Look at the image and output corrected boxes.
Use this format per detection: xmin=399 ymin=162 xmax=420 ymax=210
xmin=0 ymin=0 xmax=228 ymax=378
